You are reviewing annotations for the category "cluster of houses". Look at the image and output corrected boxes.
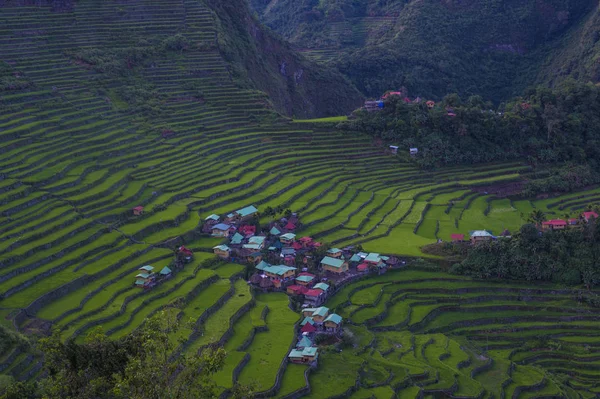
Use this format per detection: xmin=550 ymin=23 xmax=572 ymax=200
xmin=449 ymin=211 xmax=599 ymax=245
xmin=540 ymin=211 xmax=598 ymax=231
xmin=134 ymin=264 xmax=172 ymax=289
xmin=249 ymin=248 xmax=398 ymax=307
xmin=288 ymin=306 xmax=343 ymax=366
xmin=133 ymin=246 xmax=193 ymax=289
xmin=206 ymin=206 xmax=328 ymax=269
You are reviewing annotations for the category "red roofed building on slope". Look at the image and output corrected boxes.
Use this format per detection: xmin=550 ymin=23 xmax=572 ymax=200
xmin=542 ymin=220 xmax=567 ymax=231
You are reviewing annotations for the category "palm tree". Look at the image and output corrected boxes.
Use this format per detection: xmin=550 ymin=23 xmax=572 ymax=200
xmin=527 ymin=210 xmax=546 ymax=227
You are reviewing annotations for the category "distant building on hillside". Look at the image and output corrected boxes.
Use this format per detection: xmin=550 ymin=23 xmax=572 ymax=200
xmin=542 ymin=220 xmax=567 ymax=231
xmin=132 ymin=206 xmax=144 ymax=216
xmin=470 ymin=230 xmax=493 ymax=244
xmin=389 ymin=145 xmax=398 ymax=155
xmin=409 ymin=148 xmax=418 ymax=156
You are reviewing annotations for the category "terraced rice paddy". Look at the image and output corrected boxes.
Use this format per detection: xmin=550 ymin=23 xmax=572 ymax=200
xmin=1 ymin=0 xmax=599 ymax=396
xmin=300 ymin=269 xmax=600 ymax=398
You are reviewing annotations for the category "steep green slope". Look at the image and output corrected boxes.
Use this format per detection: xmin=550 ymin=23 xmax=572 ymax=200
xmin=207 ymin=0 xmax=363 ymax=117
xmin=251 ymin=0 xmax=599 ymax=102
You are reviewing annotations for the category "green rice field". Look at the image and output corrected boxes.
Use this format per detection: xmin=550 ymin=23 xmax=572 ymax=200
xmin=0 ymin=1 xmax=598 ymax=397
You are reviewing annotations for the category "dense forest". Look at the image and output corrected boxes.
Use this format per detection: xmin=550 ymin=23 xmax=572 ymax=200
xmin=251 ymin=0 xmax=600 ymax=103
xmin=338 ymin=81 xmax=600 ymax=192
xmin=452 ymin=216 xmax=600 ymax=289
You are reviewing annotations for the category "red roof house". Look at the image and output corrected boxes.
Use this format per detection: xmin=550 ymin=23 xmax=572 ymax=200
xmin=284 ymin=222 xmax=296 ymax=230
xmin=287 ymin=285 xmax=308 ymax=295
xmin=292 ymin=242 xmax=303 ymax=250
xmin=542 ymin=220 xmax=567 ymax=231
xmin=451 ymin=233 xmax=465 ymax=242
xmin=357 ymin=263 xmax=369 ymax=272
xmin=382 ymin=91 xmax=402 ymax=99
xmin=178 ymin=246 xmax=193 ymax=257
xmin=304 ymin=289 xmax=323 ymax=298
xmin=132 ymin=206 xmax=144 ymax=216
xmin=301 ymin=323 xmax=317 ymax=334
xmin=239 ymin=225 xmax=256 ymax=236
xmin=583 ymin=211 xmax=599 ymax=222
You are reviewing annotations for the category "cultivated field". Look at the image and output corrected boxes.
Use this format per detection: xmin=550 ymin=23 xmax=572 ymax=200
xmin=300 ymin=269 xmax=600 ymax=398
xmin=0 ymin=1 xmax=598 ymax=397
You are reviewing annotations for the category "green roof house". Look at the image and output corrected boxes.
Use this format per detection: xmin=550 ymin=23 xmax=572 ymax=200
xmin=159 ymin=266 xmax=172 ymax=276
xmin=296 ymin=275 xmax=314 ymax=284
xmin=364 ymin=253 xmax=381 ymax=264
xmin=320 ymin=256 xmax=348 ymax=274
xmin=313 ymin=283 xmax=329 ymax=291
xmin=300 ymin=316 xmax=315 ymax=326
xmin=270 ymin=226 xmax=282 ymax=236
xmin=280 ymin=233 xmax=296 ymax=244
xmin=298 ymin=336 xmax=313 ymax=348
xmin=235 ymin=205 xmax=258 ymax=218
xmin=139 ymin=265 xmax=154 ymax=272
xmin=256 ymin=261 xmax=270 ymax=271
xmin=327 ymin=248 xmax=342 ymax=258
xmin=324 ymin=313 xmax=343 ymax=332
xmin=324 ymin=313 xmax=342 ymax=325
xmin=205 ymin=214 xmax=220 ymax=222
xmin=230 ymin=232 xmax=244 ymax=245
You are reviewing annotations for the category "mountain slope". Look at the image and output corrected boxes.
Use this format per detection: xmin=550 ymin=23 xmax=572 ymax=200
xmin=251 ymin=0 xmax=599 ymax=102
xmin=207 ymin=0 xmax=362 ymax=117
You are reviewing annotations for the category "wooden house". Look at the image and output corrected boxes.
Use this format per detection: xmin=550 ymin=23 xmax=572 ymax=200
xmin=320 ymin=256 xmax=348 ymax=274
xmin=262 ymin=265 xmax=297 ymax=280
xmin=204 ymin=214 xmax=220 ymax=225
xmin=326 ymin=248 xmax=342 ymax=258
xmin=295 ymin=273 xmax=315 ymax=286
xmin=230 ymin=205 xmax=258 ymax=221
xmin=159 ymin=266 xmax=172 ymax=278
xmin=243 ymin=236 xmax=266 ymax=250
xmin=230 ymin=232 xmax=244 ymax=245
xmin=287 ymin=285 xmax=308 ymax=295
xmin=323 ymin=313 xmax=343 ymax=333
xmin=310 ymin=307 xmax=329 ymax=324
xmin=583 ymin=211 xmax=599 ymax=222
xmin=389 ymin=145 xmax=399 ymax=155
xmin=213 ymin=245 xmax=231 ymax=259
xmin=280 ymin=233 xmax=296 ymax=245
xmin=247 ymin=252 xmax=263 ymax=265
xmin=270 ymin=226 xmax=282 ymax=236
xmin=177 ymin=246 xmax=193 ymax=262
xmin=132 ymin=206 xmax=144 ymax=216
xmin=409 ymin=148 xmax=418 ymax=156
xmin=426 ymin=100 xmax=435 ymax=109
xmin=470 ymin=230 xmax=493 ymax=244
xmin=211 ymin=223 xmax=231 ymax=238
xmin=542 ymin=220 xmax=567 ymax=231
xmin=304 ymin=289 xmax=325 ymax=306
xmin=451 ymin=233 xmax=465 ymax=242
xmin=288 ymin=347 xmax=319 ymax=364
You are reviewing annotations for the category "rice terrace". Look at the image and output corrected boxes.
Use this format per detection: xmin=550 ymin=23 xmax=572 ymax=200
xmin=1 ymin=1 xmax=600 ymax=398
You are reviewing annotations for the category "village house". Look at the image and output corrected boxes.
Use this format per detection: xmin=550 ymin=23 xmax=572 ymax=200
xmin=230 ymin=232 xmax=244 ymax=245
xmin=204 ymin=214 xmax=220 ymax=225
xmin=177 ymin=246 xmax=194 ymax=263
xmin=159 ymin=266 xmax=172 ymax=279
xmin=321 ymin=256 xmax=348 ymax=274
xmin=323 ymin=313 xmax=343 ymax=334
xmin=297 ymin=335 xmax=313 ymax=349
xmin=426 ymin=100 xmax=435 ymax=109
xmin=410 ymin=148 xmax=419 ymax=156
xmin=295 ymin=273 xmax=315 ymax=287
xmin=326 ymin=248 xmax=342 ymax=258
xmin=349 ymin=252 xmax=366 ymax=265
xmin=364 ymin=253 xmax=387 ymax=272
xmin=308 ymin=306 xmax=329 ymax=324
xmin=542 ymin=220 xmax=567 ymax=231
xmin=247 ymin=252 xmax=263 ymax=264
xmin=132 ymin=206 xmax=144 ymax=216
xmin=304 ymin=288 xmax=325 ymax=306
xmin=583 ymin=211 xmax=599 ymax=222
xmin=257 ymin=264 xmax=297 ymax=281
xmin=284 ymin=221 xmax=296 ymax=231
xmin=213 ymin=245 xmax=231 ymax=259
xmin=451 ymin=233 xmax=465 ymax=242
xmin=287 ymin=285 xmax=308 ymax=295
xmin=135 ymin=265 xmax=155 ymax=288
xmin=357 ymin=262 xmax=369 ymax=273
xmin=212 ymin=223 xmax=231 ymax=238
xmin=270 ymin=226 xmax=282 ymax=236
xmin=288 ymin=346 xmax=319 ymax=365
xmin=280 ymin=233 xmax=296 ymax=245
xmin=280 ymin=248 xmax=296 ymax=259
xmin=239 ymin=225 xmax=256 ymax=237
xmin=364 ymin=100 xmax=384 ymax=112
xmin=234 ymin=205 xmax=258 ymax=221
xmin=389 ymin=145 xmax=399 ymax=155
xmin=297 ymin=236 xmax=313 ymax=248
xmin=470 ymin=230 xmax=493 ymax=244
xmin=243 ymin=236 xmax=266 ymax=251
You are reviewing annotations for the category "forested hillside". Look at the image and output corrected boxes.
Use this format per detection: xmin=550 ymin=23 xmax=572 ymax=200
xmin=251 ymin=0 xmax=600 ymax=102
